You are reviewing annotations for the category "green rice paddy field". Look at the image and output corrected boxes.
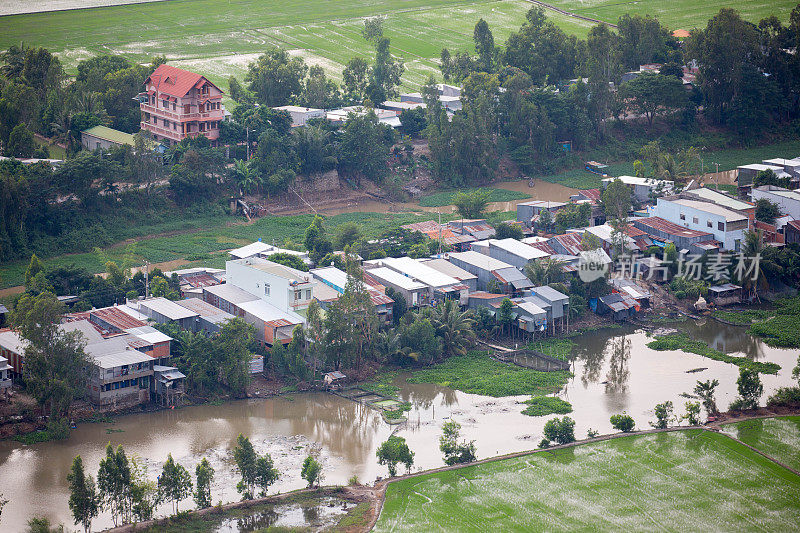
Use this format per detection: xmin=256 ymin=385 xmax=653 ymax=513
xmin=722 ymin=416 xmax=800 ymax=472
xmin=0 ymin=0 xmax=795 ymax=91
xmin=375 ymin=428 xmax=800 ymax=531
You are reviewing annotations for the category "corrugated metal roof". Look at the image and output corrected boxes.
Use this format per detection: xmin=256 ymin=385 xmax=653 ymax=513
xmin=229 ymin=241 xmax=273 ymax=259
xmin=204 ymin=283 xmax=260 ymax=305
xmin=634 ymin=217 xmax=714 ymax=239
xmin=139 ymin=297 xmax=198 ymax=321
xmin=91 ymin=307 xmax=147 ymax=330
xmin=368 ymin=267 xmax=427 ymax=291
xmin=531 ymin=286 xmax=569 ymax=303
xmin=449 ymin=250 xmax=513 ymax=271
xmin=82 ymin=125 xmax=135 ymax=146
xmin=94 ymin=350 xmax=154 ymax=369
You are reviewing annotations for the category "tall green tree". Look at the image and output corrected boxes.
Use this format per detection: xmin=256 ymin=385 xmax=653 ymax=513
xmin=452 ymin=189 xmax=491 ymax=219
xmin=245 ymin=49 xmax=308 ymax=106
xmin=473 ymin=18 xmax=496 ymax=73
xmin=67 ymin=456 xmax=99 ymax=533
xmin=233 ymin=434 xmax=258 ymax=499
xmin=158 ymin=454 xmax=192 ymax=515
xmin=430 ymin=300 xmax=475 ymax=358
xmin=11 ymin=292 xmax=90 ymax=419
xmin=366 ymin=37 xmax=404 ymax=104
xmin=300 ymin=456 xmax=322 ymax=488
xmin=376 ymin=435 xmax=415 ymax=476
xmin=439 ymin=420 xmax=477 ymax=465
xmin=193 ymin=458 xmax=214 ymax=509
xmin=97 ymin=444 xmax=131 ymax=527
xmin=256 ymin=454 xmax=280 ymax=495
xmin=685 ymin=8 xmax=761 ymax=124
xmin=620 ymin=72 xmax=688 ymax=127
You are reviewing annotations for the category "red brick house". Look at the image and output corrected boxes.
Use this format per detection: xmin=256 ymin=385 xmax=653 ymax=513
xmin=140 ymin=64 xmax=226 ymax=146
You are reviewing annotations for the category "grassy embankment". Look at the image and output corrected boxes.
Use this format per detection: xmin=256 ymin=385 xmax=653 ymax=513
xmin=418 ymin=187 xmax=531 ymax=207
xmin=136 ymin=487 xmax=371 ymax=533
xmin=0 ymin=211 xmax=438 ymax=289
xmin=538 ymin=138 xmax=800 ymax=189
xmin=374 ymin=427 xmax=800 ymax=531
xmin=749 ymin=296 xmax=800 ymax=349
xmin=647 ymin=333 xmax=781 ymax=373
xmin=364 ymin=349 xmax=573 ymax=417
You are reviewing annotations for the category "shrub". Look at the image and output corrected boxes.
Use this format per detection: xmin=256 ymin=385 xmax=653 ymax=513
xmin=767 ymin=387 xmax=800 ymax=407
xmin=610 ymin=414 xmax=635 ymax=433
xmin=650 ymin=401 xmax=674 ymax=429
xmin=543 ymin=416 xmax=576 ymax=445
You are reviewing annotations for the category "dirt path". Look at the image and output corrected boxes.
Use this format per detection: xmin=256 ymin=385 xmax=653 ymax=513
xmin=524 ymin=0 xmax=618 ymax=29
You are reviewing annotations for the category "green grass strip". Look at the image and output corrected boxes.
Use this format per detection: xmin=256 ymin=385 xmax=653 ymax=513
xmin=521 ymin=396 xmax=573 ymax=417
xmin=647 ymin=333 xmax=780 ymax=374
xmin=417 ymin=188 xmax=531 ymax=207
xmin=406 ymin=350 xmax=570 ymax=397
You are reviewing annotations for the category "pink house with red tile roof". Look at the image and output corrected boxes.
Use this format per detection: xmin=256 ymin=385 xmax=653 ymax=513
xmin=140 ymin=64 xmax=225 ymax=146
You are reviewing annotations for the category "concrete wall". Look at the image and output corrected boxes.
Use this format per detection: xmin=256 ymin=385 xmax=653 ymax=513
xmin=656 ymin=199 xmax=746 ymax=251
xmin=81 ymin=133 xmax=120 ymax=151
xmin=751 ymin=188 xmax=800 ymax=220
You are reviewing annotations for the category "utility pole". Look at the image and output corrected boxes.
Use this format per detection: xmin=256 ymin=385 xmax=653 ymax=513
xmin=246 ymin=128 xmax=250 ymax=161
xmin=144 ymin=261 xmax=150 ymax=299
xmin=438 ymin=211 xmax=442 ymax=255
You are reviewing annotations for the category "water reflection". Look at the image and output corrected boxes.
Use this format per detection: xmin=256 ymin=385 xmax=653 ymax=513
xmin=1 ymin=320 xmax=799 ymax=531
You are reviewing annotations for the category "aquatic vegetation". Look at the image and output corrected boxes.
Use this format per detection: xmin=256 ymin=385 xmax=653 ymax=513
xmin=406 ymin=351 xmax=570 ymax=397
xmin=749 ymin=297 xmax=800 ymax=348
xmin=521 ymin=396 xmax=573 ymax=417
xmin=526 ymin=338 xmax=576 ymax=361
xmin=714 ymin=309 xmax=773 ymax=325
xmin=647 ymin=333 xmax=780 ymax=374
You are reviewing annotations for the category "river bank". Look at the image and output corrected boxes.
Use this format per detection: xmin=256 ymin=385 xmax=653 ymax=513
xmin=1 ymin=320 xmax=798 ymax=530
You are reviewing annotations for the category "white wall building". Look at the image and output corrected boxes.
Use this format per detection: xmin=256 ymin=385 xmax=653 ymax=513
xmin=751 ymin=186 xmax=800 ymax=220
xmin=226 ymin=257 xmax=315 ymax=313
xmin=655 ymin=197 xmax=749 ymax=251
xmin=273 ymin=105 xmax=326 ymax=127
xmin=601 ymin=176 xmax=674 ymax=202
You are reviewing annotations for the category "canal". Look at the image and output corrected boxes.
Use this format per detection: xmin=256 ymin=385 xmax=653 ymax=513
xmin=0 ymin=320 xmax=797 ymax=531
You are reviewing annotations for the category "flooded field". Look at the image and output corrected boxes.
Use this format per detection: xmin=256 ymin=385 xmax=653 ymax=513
xmin=0 ymin=320 xmax=797 ymax=530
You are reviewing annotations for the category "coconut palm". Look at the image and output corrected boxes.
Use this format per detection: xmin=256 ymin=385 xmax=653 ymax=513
xmin=430 ymin=300 xmax=475 ymax=358
xmin=229 ymin=159 xmax=260 ymax=195
xmin=739 ymin=229 xmax=769 ymax=300
xmin=524 ymin=258 xmax=565 ymax=287
xmin=0 ymin=44 xmax=27 ymax=81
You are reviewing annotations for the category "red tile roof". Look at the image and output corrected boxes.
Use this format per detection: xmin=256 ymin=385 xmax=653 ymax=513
xmin=145 ymin=64 xmax=222 ymax=98
xmin=90 ymin=307 xmax=146 ymax=330
xmin=469 ymin=291 xmax=504 ymax=300
xmin=550 ymin=233 xmax=584 ymax=255
xmin=578 ymin=189 xmax=602 ymax=203
xmin=634 ymin=217 xmax=713 ymax=239
xmin=529 ymin=241 xmax=557 ymax=255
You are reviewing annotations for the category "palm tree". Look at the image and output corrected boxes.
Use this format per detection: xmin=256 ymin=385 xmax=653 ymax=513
xmin=0 ymin=44 xmax=27 ymax=81
xmin=229 ymin=159 xmax=259 ymax=195
xmin=49 ymin=108 xmax=75 ymax=152
xmin=739 ymin=229 xmax=769 ymax=301
xmin=524 ymin=258 xmax=565 ymax=287
xmin=430 ymin=300 xmax=475 ymax=358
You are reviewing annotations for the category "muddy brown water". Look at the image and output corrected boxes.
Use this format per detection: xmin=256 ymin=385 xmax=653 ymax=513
xmin=0 ymin=320 xmax=796 ymax=531
xmin=314 ymin=179 xmax=576 ymax=216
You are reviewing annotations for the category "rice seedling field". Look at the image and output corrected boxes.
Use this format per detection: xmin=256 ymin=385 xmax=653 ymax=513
xmin=375 ymin=429 xmax=800 ymax=532
xmin=2 ymin=0 xmax=790 ymax=92
xmin=0 ymin=0 xmax=564 ymax=91
xmin=722 ymin=416 xmax=800 ymax=473
xmin=546 ymin=0 xmax=797 ymax=32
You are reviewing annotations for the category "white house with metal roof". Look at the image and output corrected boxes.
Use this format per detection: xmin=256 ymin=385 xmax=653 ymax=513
xmin=601 ymin=176 xmax=674 ymax=202
xmin=365 ymin=266 xmax=428 ymax=306
xmin=471 ymin=238 xmax=550 ymax=271
xmin=751 ymin=185 xmax=800 ymax=220
xmin=226 ymin=257 xmax=315 ymax=313
xmin=655 ymin=197 xmax=749 ymax=251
